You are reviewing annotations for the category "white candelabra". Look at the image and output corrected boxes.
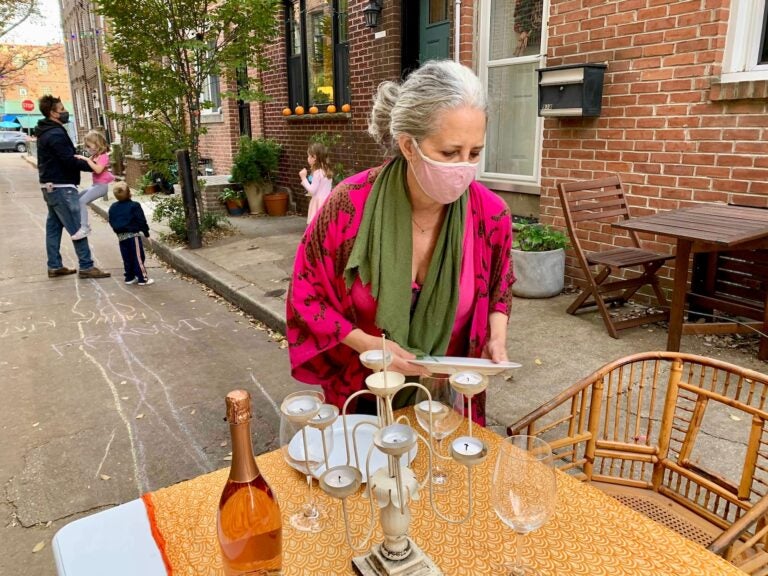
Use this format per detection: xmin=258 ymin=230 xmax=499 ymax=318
xmin=281 ymin=338 xmax=492 ymax=576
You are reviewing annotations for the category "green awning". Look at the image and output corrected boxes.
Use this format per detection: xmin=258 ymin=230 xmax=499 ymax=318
xmin=17 ymin=115 xmax=44 ymax=129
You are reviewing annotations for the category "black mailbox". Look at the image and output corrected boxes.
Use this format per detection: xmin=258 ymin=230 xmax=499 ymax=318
xmin=537 ymin=63 xmax=607 ymax=117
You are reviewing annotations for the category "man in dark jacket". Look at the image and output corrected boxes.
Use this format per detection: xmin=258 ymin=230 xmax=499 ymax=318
xmin=36 ymin=95 xmax=110 ymax=279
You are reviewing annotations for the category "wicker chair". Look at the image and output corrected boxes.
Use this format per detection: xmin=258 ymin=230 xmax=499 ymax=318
xmin=508 ymin=352 xmax=768 ymax=574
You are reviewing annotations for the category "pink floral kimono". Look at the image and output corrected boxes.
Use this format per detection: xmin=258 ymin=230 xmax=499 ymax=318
xmin=287 ymin=166 xmax=514 ymax=424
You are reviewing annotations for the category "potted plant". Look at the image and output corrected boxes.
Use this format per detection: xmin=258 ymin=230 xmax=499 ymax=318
xmin=511 ymin=223 xmax=569 ymax=298
xmin=230 ymin=137 xmax=281 ymax=215
xmin=219 ymin=187 xmax=248 ymax=216
xmin=136 ymin=171 xmax=158 ymax=195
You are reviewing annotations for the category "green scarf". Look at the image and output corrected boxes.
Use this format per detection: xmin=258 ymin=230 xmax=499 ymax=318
xmin=344 ymin=158 xmax=466 ymax=356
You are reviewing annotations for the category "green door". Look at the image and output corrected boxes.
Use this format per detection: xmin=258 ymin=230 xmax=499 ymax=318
xmin=419 ymin=0 xmax=450 ymax=63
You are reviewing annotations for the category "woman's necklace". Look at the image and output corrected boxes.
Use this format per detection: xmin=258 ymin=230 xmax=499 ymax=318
xmin=411 ymin=215 xmax=432 ymax=234
xmin=411 ymin=208 xmax=444 ymax=234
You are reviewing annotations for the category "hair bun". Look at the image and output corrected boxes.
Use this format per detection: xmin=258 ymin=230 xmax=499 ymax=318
xmin=368 ymin=81 xmax=401 ymax=153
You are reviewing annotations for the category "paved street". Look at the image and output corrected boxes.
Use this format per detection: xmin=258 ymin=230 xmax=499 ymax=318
xmin=0 ymin=154 xmax=299 ymax=575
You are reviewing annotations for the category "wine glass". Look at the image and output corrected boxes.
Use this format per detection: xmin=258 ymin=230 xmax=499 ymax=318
xmin=492 ymin=435 xmax=557 ymax=576
xmin=414 ymin=374 xmax=464 ymax=485
xmin=279 ymin=390 xmax=335 ymax=533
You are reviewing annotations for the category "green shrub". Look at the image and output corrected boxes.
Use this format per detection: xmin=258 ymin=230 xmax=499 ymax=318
xmin=513 ymin=223 xmax=569 ymax=252
xmin=230 ymin=137 xmax=281 ymax=184
xmin=152 ymin=195 xmax=228 ymax=241
xmin=219 ymin=187 xmax=245 ymax=202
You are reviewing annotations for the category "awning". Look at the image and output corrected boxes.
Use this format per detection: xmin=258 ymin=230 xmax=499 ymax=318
xmin=0 ymin=120 xmax=20 ymax=129
xmin=1 ymin=114 xmax=18 ymax=122
xmin=17 ymin=115 xmax=44 ymax=129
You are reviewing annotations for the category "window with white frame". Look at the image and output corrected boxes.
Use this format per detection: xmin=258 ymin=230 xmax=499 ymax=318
xmin=722 ymin=0 xmax=768 ymax=82
xmin=37 ymin=58 xmax=48 ymax=72
xmin=201 ymin=74 xmax=221 ymax=114
xmin=478 ymin=0 xmax=547 ymax=186
xmin=75 ymin=88 xmax=86 ymax=128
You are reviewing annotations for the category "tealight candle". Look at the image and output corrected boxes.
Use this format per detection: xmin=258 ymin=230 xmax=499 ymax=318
xmin=375 ymin=423 xmax=416 ymax=455
xmin=287 ymin=396 xmax=318 ymax=415
xmin=455 ymin=437 xmax=482 ymax=456
xmin=449 ymin=371 xmax=488 ymax=397
xmin=320 ymin=465 xmax=362 ymax=499
xmin=455 ymin=373 xmax=482 ymax=386
xmin=417 ymin=400 xmax=445 ymax=414
xmin=280 ymin=392 xmax=321 ymax=423
xmin=384 ymin=432 xmax=408 ymax=444
xmin=360 ymin=349 xmax=393 ymax=371
xmin=326 ymin=469 xmax=356 ymax=488
xmin=451 ymin=435 xmax=488 ymax=466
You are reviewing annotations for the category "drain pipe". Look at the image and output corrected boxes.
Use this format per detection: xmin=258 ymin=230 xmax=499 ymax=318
xmin=454 ymin=0 xmax=461 ymax=61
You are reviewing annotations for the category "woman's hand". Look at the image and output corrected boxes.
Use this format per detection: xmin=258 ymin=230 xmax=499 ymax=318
xmin=481 ymin=337 xmax=508 ymax=363
xmin=299 ymin=168 xmax=308 ymax=180
xmin=343 ymin=329 xmax=427 ymax=376
xmin=481 ymin=312 xmax=509 ymax=363
xmin=74 ymin=154 xmax=86 ymax=161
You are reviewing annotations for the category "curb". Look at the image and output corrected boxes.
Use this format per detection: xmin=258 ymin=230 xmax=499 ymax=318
xmin=90 ymin=202 xmax=287 ymax=335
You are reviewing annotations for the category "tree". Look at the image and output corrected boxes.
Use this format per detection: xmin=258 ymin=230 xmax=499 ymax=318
xmin=0 ymin=0 xmax=57 ymax=89
xmin=96 ymin=0 xmax=279 ymax=204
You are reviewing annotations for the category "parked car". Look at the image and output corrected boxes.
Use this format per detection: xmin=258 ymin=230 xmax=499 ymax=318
xmin=0 ymin=131 xmax=29 ymax=153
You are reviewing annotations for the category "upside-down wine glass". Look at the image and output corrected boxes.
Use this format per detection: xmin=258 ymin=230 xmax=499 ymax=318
xmin=414 ymin=374 xmax=464 ymax=485
xmin=279 ymin=390 xmax=334 ymax=533
xmin=492 ymin=435 xmax=557 ymax=576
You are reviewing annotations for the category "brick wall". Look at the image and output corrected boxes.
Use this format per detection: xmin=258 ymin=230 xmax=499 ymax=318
xmin=198 ymin=76 xmax=244 ymax=176
xmin=538 ymin=2 xmax=768 ymax=293
xmin=124 ymin=157 xmax=149 ymax=190
xmin=259 ymin=2 xmax=404 ymax=215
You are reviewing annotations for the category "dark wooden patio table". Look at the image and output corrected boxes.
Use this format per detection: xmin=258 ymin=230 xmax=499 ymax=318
xmin=613 ymin=203 xmax=768 ymax=352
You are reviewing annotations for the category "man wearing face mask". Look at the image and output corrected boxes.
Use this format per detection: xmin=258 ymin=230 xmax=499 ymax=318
xmin=36 ymin=95 xmax=110 ymax=279
xmin=287 ymin=60 xmax=514 ymax=425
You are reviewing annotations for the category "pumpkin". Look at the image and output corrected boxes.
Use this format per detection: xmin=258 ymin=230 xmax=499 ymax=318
xmin=341 ymin=103 xmax=351 ymax=113
xmin=326 ymin=104 xmax=337 ymax=114
xmin=295 ymin=105 xmax=305 ymax=115
xmin=281 ymin=107 xmax=292 ymax=116
xmin=309 ymin=106 xmax=319 ymax=114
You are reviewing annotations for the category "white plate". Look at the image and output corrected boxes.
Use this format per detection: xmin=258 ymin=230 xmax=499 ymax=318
xmin=409 ymin=356 xmax=522 ymax=376
xmin=287 ymin=414 xmax=417 ymax=483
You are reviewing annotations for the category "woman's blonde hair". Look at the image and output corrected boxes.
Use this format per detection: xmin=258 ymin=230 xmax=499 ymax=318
xmin=84 ymin=129 xmax=109 ymax=155
xmin=307 ymin=141 xmax=333 ymax=179
xmin=368 ymin=60 xmax=487 ymax=157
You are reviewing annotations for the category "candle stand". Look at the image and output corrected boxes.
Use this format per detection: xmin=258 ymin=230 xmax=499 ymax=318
xmin=303 ymin=345 xmax=495 ymax=576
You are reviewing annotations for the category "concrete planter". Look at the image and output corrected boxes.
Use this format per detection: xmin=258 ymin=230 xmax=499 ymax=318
xmin=243 ymin=181 xmax=270 ymax=215
xmin=511 ymin=248 xmax=565 ymax=298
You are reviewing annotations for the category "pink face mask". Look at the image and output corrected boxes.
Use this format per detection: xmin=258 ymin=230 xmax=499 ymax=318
xmin=410 ymin=139 xmax=478 ymax=204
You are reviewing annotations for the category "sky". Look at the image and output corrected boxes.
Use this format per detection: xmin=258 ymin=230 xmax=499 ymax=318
xmin=4 ymin=0 xmax=63 ymax=45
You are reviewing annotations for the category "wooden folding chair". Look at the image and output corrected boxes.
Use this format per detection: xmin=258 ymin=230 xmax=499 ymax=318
xmin=558 ymin=175 xmax=672 ymax=338
xmin=507 ymin=352 xmax=768 ymax=575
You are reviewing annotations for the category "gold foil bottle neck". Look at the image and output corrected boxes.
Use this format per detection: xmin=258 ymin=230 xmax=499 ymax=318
xmin=225 ymin=389 xmax=252 ymax=425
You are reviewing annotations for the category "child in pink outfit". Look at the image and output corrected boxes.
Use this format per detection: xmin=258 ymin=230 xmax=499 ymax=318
xmin=72 ymin=129 xmax=115 ymax=240
xmin=299 ymin=141 xmax=333 ymax=224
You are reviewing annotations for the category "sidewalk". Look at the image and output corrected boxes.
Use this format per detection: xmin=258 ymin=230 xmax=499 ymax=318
xmin=90 ymin=190 xmax=302 ymax=334
xmin=27 ymin=151 xmax=760 ymax=426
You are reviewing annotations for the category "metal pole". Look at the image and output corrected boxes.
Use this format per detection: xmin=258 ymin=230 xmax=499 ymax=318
xmin=175 ymin=149 xmax=202 ymax=249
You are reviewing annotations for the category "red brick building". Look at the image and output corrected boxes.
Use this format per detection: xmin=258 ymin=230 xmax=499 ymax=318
xmin=537 ymin=1 xmax=768 ymax=286
xmin=200 ymin=1 xmax=768 ymax=285
xmin=59 ymin=0 xmax=119 ymax=145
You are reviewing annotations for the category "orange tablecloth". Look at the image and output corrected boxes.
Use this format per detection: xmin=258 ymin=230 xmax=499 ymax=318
xmin=144 ymin=412 xmax=744 ymax=575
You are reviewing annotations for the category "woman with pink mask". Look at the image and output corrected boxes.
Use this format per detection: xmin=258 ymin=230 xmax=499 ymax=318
xmin=286 ymin=60 xmax=514 ymax=425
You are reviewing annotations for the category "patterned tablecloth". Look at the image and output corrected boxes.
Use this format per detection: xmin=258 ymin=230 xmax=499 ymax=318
xmin=144 ymin=411 xmax=745 ymax=575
